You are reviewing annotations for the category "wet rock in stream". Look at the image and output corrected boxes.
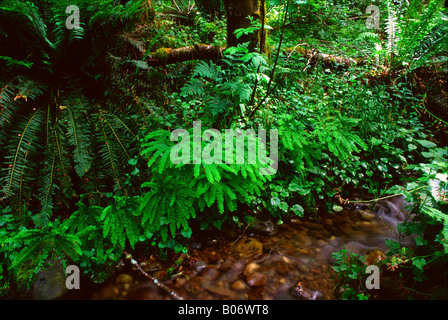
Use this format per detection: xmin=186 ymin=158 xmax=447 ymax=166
xmin=232 ymin=237 xmax=263 ymax=258
xmin=358 ymin=210 xmax=376 ymax=221
xmin=194 ymin=260 xmax=207 ymax=272
xmin=32 ymin=259 xmax=67 ymax=300
xmin=249 ymin=218 xmax=278 ymax=236
xmin=289 ymin=282 xmax=324 ymax=300
xmin=246 ymin=272 xmax=268 ymax=287
xmin=243 ymin=262 xmax=260 ymax=276
xmin=231 ymin=280 xmax=247 ymax=291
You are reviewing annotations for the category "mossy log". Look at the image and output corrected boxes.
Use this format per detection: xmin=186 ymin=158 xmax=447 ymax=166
xmin=144 ymin=43 xmax=361 ymax=69
xmin=146 ymin=45 xmax=225 ymax=66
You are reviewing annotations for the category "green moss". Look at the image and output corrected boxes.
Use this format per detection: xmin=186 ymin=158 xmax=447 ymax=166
xmin=154 ymin=48 xmax=172 ymax=62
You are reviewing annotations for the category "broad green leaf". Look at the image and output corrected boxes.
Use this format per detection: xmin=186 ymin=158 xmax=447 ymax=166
xmin=412 ymin=258 xmax=426 ymax=271
xmin=416 ymin=139 xmax=437 ymax=149
xmin=291 ymin=204 xmax=304 ymax=217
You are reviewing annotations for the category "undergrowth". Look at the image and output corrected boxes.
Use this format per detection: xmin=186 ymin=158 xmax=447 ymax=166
xmin=0 ymin=0 xmax=447 ymax=299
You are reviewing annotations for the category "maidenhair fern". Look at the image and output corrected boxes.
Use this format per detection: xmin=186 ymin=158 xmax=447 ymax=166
xmin=101 ymin=196 xmax=142 ymax=249
xmin=180 ymin=55 xmax=267 ymax=126
xmin=280 ymin=116 xmax=367 ymax=168
xmin=116 ymin=125 xmax=275 ymax=244
xmin=314 ymin=117 xmax=367 ymax=161
xmin=139 ymin=180 xmax=196 ymax=240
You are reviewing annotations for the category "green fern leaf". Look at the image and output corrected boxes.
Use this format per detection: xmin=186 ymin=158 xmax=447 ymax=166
xmin=422 ymin=206 xmax=448 ymax=253
xmin=192 ymin=60 xmax=219 ymax=79
xmin=63 ymin=96 xmax=92 ymax=177
xmin=1 ymin=108 xmax=43 ymax=200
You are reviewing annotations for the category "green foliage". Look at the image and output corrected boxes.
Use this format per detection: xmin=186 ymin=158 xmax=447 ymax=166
xmin=1 ymin=0 xmax=447 ymax=299
xmin=260 ymin=179 xmax=306 ymax=219
xmin=1 ymin=218 xmax=82 ymax=288
xmin=180 ymin=50 xmax=269 ymax=127
xmin=259 ymin=61 xmax=434 ymax=214
xmin=0 ymin=0 xmax=151 ymax=224
xmin=380 ymin=140 xmax=447 ymax=296
xmin=101 ymin=196 xmax=142 ymax=249
xmin=331 ymin=249 xmax=370 ymax=300
xmin=376 ymin=0 xmax=447 ymax=72
xmin=0 ymin=199 xmax=126 ymax=290
xmin=194 ymin=0 xmax=225 ymax=20
xmin=138 ymin=125 xmax=273 ymax=234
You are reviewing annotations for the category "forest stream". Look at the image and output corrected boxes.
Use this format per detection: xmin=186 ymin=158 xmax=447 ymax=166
xmin=73 ymin=197 xmax=416 ymax=300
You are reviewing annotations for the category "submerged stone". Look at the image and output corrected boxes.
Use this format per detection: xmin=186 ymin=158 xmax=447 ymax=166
xmin=232 ymin=237 xmax=263 ymax=258
xmin=246 ymin=272 xmax=267 ymax=287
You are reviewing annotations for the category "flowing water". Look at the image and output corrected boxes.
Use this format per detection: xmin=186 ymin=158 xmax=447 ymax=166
xmin=75 ymin=197 xmax=414 ymax=300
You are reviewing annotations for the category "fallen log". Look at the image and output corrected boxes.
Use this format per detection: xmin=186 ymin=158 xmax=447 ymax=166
xmin=122 ymin=21 xmax=360 ymax=68
xmin=285 ymin=43 xmax=362 ymax=69
xmin=146 ymin=44 xmax=225 ymax=66
xmin=142 ymin=42 xmax=360 ymax=69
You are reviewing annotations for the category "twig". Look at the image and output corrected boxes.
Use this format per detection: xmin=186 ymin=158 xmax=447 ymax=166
xmin=286 ymin=43 xmax=311 ymax=62
xmin=123 ymin=251 xmax=184 ymax=300
xmin=337 ymin=186 xmax=426 ymax=204
xmin=231 ymin=222 xmax=252 ymax=247
xmin=302 ymin=55 xmax=314 ymax=72
xmin=257 ymin=240 xmax=280 ymax=264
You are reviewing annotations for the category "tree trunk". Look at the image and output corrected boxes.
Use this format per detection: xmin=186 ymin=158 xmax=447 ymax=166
xmin=223 ymin=0 xmax=266 ymax=53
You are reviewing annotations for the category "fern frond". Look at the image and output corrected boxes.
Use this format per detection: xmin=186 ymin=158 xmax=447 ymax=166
xmin=207 ymin=96 xmax=231 ymax=116
xmin=51 ymin=116 xmax=74 ymax=199
xmin=385 ymin=3 xmax=400 ymax=56
xmin=62 ymin=95 xmax=92 ymax=177
xmin=1 ymin=108 xmax=43 ymax=200
xmin=422 ymin=206 xmax=448 ymax=253
xmin=65 ymin=202 xmax=102 ymax=235
xmin=96 ymin=115 xmax=123 ymax=192
xmin=356 ymin=32 xmax=381 ymax=42
xmin=37 ymin=152 xmax=57 ymax=226
xmin=423 ymin=206 xmax=448 ymax=223
xmin=101 ymin=199 xmax=142 ymax=249
xmin=192 ymin=60 xmax=219 ymax=80
xmin=180 ymin=78 xmax=206 ymax=98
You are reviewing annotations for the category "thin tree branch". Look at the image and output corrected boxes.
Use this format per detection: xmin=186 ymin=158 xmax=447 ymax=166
xmin=124 ymin=251 xmax=184 ymax=300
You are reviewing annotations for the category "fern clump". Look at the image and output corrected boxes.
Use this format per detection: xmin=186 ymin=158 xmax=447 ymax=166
xmin=361 ymin=0 xmax=447 ymax=71
xmin=97 ymin=124 xmax=275 ymax=247
xmin=1 ymin=219 xmax=83 ymax=288
xmin=136 ymin=125 xmax=274 ymax=239
xmin=180 ymin=53 xmax=268 ymax=126
xmin=0 ymin=0 xmax=151 ymax=224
